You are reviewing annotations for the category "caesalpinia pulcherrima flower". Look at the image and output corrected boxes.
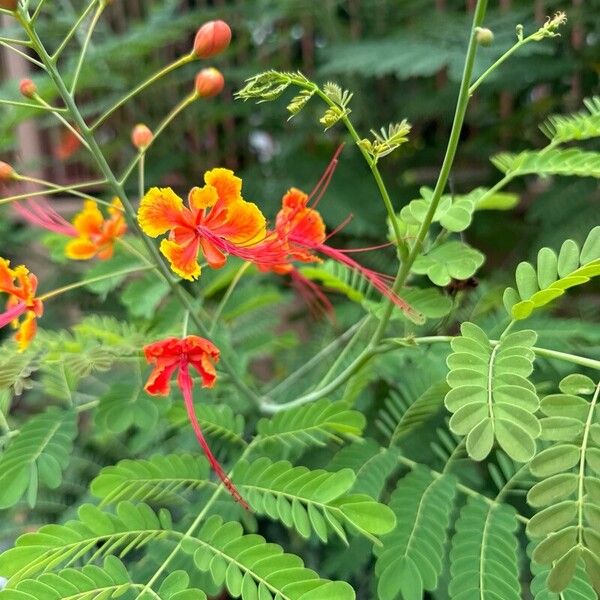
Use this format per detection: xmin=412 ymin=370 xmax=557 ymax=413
xmin=65 ymin=198 xmax=127 ymax=260
xmin=138 ymin=168 xmax=266 ymax=280
xmin=143 ymin=335 xmax=248 ymax=508
xmin=0 ymin=258 xmax=43 ymax=351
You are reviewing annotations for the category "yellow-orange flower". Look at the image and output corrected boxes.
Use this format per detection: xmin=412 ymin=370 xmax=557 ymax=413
xmin=0 ymin=258 xmax=43 ymax=351
xmin=65 ymin=198 xmax=127 ymax=260
xmin=137 ymin=168 xmax=266 ymax=280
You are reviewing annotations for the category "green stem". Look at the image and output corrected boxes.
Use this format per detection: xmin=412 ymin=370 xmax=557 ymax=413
xmin=30 ymin=0 xmax=49 ymax=21
xmin=90 ymin=53 xmax=194 ymax=131
xmin=137 ymin=152 xmax=144 ymax=200
xmin=21 ymin=14 xmax=260 ymax=407
xmin=0 ymin=39 xmax=45 ymax=68
xmin=11 ymin=175 xmax=109 ymax=206
xmin=51 ymin=0 xmax=97 ymax=60
xmin=38 ymin=264 xmax=154 ymax=301
xmin=0 ymin=36 xmax=31 ymax=46
xmin=209 ymin=261 xmax=251 ymax=334
xmin=120 ymin=93 xmax=196 ymax=184
xmin=33 ymin=93 xmax=89 ymax=149
xmin=69 ymin=1 xmax=103 ymax=95
xmin=0 ymin=98 xmax=63 ymax=111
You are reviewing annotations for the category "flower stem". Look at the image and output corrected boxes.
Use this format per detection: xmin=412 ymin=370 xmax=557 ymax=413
xmin=90 ymin=53 xmax=194 ymax=131
xmin=209 ymin=261 xmax=251 ymax=334
xmin=51 ymin=0 xmax=98 ymax=61
xmin=0 ymin=98 xmax=64 ymax=111
xmin=69 ymin=1 xmax=103 ymax=95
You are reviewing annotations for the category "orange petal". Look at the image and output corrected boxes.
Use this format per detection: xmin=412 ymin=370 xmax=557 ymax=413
xmin=160 ymin=238 xmax=202 ymax=280
xmin=216 ymin=200 xmax=266 ymax=245
xmin=138 ymin=187 xmax=185 ymax=237
xmin=65 ymin=238 xmax=98 ymax=260
xmin=200 ymin=238 xmax=227 ymax=269
xmin=204 ymin=168 xmax=242 ymax=205
xmin=15 ymin=311 xmax=36 ymax=351
xmin=188 ymin=185 xmax=219 ymax=212
xmin=0 ymin=258 xmax=15 ymax=294
xmin=73 ymin=200 xmax=103 ymax=237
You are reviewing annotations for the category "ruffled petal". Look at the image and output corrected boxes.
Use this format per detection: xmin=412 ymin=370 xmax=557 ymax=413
xmin=65 ymin=238 xmax=98 ymax=260
xmin=184 ymin=335 xmax=220 ymax=388
xmin=0 ymin=258 xmax=16 ymax=294
xmin=138 ymin=187 xmax=186 ymax=237
xmin=199 ymin=238 xmax=227 ymax=269
xmin=160 ymin=238 xmax=202 ymax=280
xmin=188 ymin=185 xmax=219 ymax=212
xmin=144 ymin=361 xmax=179 ymax=395
xmin=204 ymin=168 xmax=242 ymax=204
xmin=73 ymin=200 xmax=103 ymax=237
xmin=214 ymin=200 xmax=267 ymax=246
xmin=15 ymin=311 xmax=37 ymax=351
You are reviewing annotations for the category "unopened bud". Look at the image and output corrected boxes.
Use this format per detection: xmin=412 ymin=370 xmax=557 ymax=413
xmin=131 ymin=123 xmax=154 ymax=149
xmin=194 ymin=68 xmax=225 ymax=98
xmin=476 ymin=27 xmax=494 ymax=46
xmin=0 ymin=161 xmax=15 ymax=181
xmin=0 ymin=0 xmax=18 ymax=11
xmin=19 ymin=78 xmax=37 ymax=99
xmin=193 ymin=20 xmax=232 ymax=58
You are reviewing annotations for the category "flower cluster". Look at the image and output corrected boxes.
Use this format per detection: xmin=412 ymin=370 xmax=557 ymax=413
xmin=0 ymin=259 xmax=43 ymax=351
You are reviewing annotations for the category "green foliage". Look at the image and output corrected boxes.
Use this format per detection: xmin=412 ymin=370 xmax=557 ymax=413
xmin=449 ymin=497 xmax=521 ymax=600
xmin=491 ymin=149 xmax=600 ymax=180
xmin=503 ymin=226 xmax=600 ymax=320
xmin=526 ymin=376 xmax=600 ymax=593
xmin=540 ymin=96 xmax=600 ymax=144
xmin=185 ymin=515 xmax=355 ymax=600
xmin=375 ymin=468 xmax=457 ymax=600
xmin=0 ymin=407 xmax=76 ymax=509
xmin=254 ymin=399 xmax=365 ymax=452
xmin=412 ymin=241 xmax=485 ymax=287
xmin=445 ymin=322 xmax=540 ymax=462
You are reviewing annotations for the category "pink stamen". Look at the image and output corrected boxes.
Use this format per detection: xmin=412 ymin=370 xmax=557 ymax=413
xmin=0 ymin=302 xmax=27 ymax=329
xmin=13 ymin=199 xmax=77 ymax=237
xmin=290 ymin=268 xmax=334 ymax=321
xmin=177 ymin=363 xmax=249 ymax=510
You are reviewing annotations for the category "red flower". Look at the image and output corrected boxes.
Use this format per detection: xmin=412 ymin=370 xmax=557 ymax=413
xmin=143 ymin=336 xmax=248 ymax=509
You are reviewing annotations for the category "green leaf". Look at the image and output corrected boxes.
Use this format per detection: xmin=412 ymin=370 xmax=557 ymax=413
xmin=0 ymin=408 xmax=77 ymax=509
xmin=492 ymin=149 xmax=600 ymax=179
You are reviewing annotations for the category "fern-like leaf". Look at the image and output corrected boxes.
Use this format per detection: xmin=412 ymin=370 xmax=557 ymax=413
xmin=184 ymin=515 xmax=355 ymax=600
xmin=492 ymin=149 xmax=600 ymax=179
xmin=254 ymin=399 xmax=365 ymax=451
xmin=233 ymin=457 xmax=395 ymax=543
xmin=540 ymin=96 xmax=600 ymax=144
xmin=375 ymin=467 xmax=457 ymax=599
xmin=0 ymin=502 xmax=175 ymax=583
xmin=449 ymin=497 xmax=521 ymax=600
xmin=445 ymin=322 xmax=541 ymax=462
xmin=0 ymin=407 xmax=77 ymax=510
xmin=503 ymin=226 xmax=600 ymax=320
xmin=526 ymin=376 xmax=600 ymax=593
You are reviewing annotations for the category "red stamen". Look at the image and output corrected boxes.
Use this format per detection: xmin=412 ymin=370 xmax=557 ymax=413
xmin=290 ymin=268 xmax=334 ymax=321
xmin=177 ymin=364 xmax=249 ymax=510
xmin=13 ymin=199 xmax=77 ymax=237
xmin=307 ymin=144 xmax=345 ymax=209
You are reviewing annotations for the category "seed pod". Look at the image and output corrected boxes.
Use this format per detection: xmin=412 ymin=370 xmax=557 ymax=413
xmin=194 ymin=68 xmax=225 ymax=98
xmin=475 ymin=27 xmax=494 ymax=47
xmin=19 ymin=78 xmax=37 ymax=99
xmin=193 ymin=20 xmax=232 ymax=58
xmin=131 ymin=123 xmax=154 ymax=149
xmin=0 ymin=162 xmax=15 ymax=181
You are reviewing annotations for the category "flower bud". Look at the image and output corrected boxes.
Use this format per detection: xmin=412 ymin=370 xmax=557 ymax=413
xmin=19 ymin=78 xmax=37 ymax=99
xmin=194 ymin=68 xmax=225 ymax=98
xmin=0 ymin=0 xmax=18 ymax=11
xmin=193 ymin=20 xmax=231 ymax=58
xmin=475 ymin=27 xmax=494 ymax=47
xmin=0 ymin=161 xmax=15 ymax=181
xmin=131 ymin=123 xmax=154 ymax=149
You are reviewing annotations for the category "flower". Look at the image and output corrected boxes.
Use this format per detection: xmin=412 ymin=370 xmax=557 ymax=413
xmin=194 ymin=68 xmax=225 ymax=98
xmin=65 ymin=198 xmax=127 ymax=260
xmin=193 ymin=20 xmax=232 ymax=58
xmin=138 ymin=168 xmax=266 ymax=280
xmin=0 ymin=258 xmax=43 ymax=351
xmin=143 ymin=335 xmax=247 ymax=508
xmin=131 ymin=123 xmax=153 ymax=150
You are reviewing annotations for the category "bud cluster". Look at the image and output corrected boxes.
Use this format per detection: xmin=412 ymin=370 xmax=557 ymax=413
xmin=236 ymin=70 xmax=309 ymax=103
xmin=358 ymin=120 xmax=412 ymax=161
xmin=319 ymin=82 xmax=353 ymax=131
xmin=529 ymin=11 xmax=567 ymax=41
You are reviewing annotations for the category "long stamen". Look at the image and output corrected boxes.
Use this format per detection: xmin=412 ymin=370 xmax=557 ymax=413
xmin=13 ymin=198 xmax=77 ymax=236
xmin=290 ymin=268 xmax=334 ymax=320
xmin=307 ymin=144 xmax=345 ymax=208
xmin=177 ymin=364 xmax=249 ymax=510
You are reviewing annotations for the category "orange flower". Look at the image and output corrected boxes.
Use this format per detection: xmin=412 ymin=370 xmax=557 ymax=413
xmin=0 ymin=258 xmax=43 ymax=351
xmin=138 ymin=168 xmax=266 ymax=280
xmin=65 ymin=198 xmax=127 ymax=260
xmin=143 ymin=336 xmax=248 ymax=508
